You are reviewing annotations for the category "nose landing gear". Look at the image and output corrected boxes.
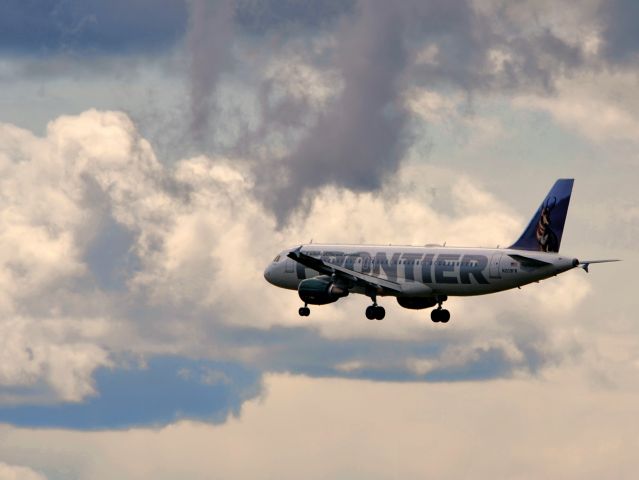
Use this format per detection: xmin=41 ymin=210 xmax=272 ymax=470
xmin=298 ymin=304 xmax=310 ymax=317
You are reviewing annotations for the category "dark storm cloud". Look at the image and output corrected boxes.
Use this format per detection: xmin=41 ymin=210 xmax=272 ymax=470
xmin=0 ymin=0 xmax=188 ymax=54
xmin=599 ymin=0 xmax=639 ymax=63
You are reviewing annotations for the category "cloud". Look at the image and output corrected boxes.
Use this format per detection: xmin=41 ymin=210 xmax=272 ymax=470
xmin=234 ymin=0 xmax=593 ymax=219
xmin=0 ymin=463 xmax=47 ymax=480
xmin=513 ymin=71 xmax=639 ymax=146
xmin=186 ymin=0 xmax=236 ymax=143
xmin=235 ymin=0 xmax=354 ymax=34
xmin=259 ymin=0 xmax=411 ymax=220
xmin=0 ymin=110 xmax=592 ymax=425
xmin=599 ymin=0 xmax=639 ymax=63
xmin=0 ymin=0 xmax=606 ymax=222
xmin=3 ymin=372 xmax=639 ymax=479
xmin=0 ymin=317 xmax=111 ymax=404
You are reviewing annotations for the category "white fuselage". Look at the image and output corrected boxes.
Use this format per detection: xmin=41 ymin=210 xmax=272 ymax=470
xmin=264 ymin=244 xmax=578 ymax=298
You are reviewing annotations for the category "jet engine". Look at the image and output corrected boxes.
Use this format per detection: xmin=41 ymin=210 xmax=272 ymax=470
xmin=396 ymin=297 xmax=438 ymax=310
xmin=298 ymin=276 xmax=349 ymax=305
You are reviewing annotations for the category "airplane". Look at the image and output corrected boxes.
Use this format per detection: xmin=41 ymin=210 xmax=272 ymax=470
xmin=263 ymin=179 xmax=618 ymax=323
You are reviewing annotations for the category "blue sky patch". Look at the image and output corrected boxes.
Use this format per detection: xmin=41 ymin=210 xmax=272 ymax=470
xmin=0 ymin=356 xmax=262 ymax=430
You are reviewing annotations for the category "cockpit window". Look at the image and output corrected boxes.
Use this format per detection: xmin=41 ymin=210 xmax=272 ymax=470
xmin=273 ymin=255 xmax=281 ymax=262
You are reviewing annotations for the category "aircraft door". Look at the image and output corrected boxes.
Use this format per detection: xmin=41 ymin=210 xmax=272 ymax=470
xmin=285 ymin=258 xmax=295 ymax=273
xmin=489 ymin=253 xmax=502 ymax=279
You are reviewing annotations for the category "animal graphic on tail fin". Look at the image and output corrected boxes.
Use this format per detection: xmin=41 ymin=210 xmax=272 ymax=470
xmin=509 ymin=179 xmax=573 ymax=253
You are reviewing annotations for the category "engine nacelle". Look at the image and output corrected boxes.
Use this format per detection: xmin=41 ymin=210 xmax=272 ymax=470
xmin=396 ymin=296 xmax=438 ymax=310
xmin=298 ymin=276 xmax=349 ymax=305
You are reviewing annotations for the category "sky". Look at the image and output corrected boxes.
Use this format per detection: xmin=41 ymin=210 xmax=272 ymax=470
xmin=0 ymin=0 xmax=637 ymax=478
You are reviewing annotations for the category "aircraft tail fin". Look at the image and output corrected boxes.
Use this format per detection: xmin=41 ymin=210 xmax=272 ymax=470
xmin=509 ymin=179 xmax=574 ymax=253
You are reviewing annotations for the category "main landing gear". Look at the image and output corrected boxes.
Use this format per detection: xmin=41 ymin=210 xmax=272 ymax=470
xmin=430 ymin=299 xmax=450 ymax=323
xmin=298 ymin=304 xmax=310 ymax=317
xmin=365 ymin=304 xmax=385 ymax=320
xmin=365 ymin=291 xmax=385 ymax=320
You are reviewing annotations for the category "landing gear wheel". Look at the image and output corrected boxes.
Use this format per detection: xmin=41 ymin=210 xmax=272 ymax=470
xmin=374 ymin=306 xmax=385 ymax=320
xmin=431 ymin=308 xmax=450 ymax=323
xmin=298 ymin=307 xmax=310 ymax=317
xmin=365 ymin=306 xmax=376 ymax=320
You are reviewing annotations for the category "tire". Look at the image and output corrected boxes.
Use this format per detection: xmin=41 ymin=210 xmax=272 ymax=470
xmin=440 ymin=309 xmax=450 ymax=323
xmin=375 ymin=306 xmax=385 ymax=320
xmin=365 ymin=306 xmax=376 ymax=320
xmin=430 ymin=309 xmax=441 ymax=323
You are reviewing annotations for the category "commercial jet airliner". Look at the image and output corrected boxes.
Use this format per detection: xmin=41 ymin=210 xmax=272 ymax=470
xmin=264 ymin=179 xmax=618 ymax=323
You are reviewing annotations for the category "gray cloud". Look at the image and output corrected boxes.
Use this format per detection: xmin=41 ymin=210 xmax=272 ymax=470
xmin=0 ymin=0 xmax=596 ymax=223
xmin=209 ymin=318 xmax=565 ymax=383
xmin=187 ymin=0 xmax=236 ymax=143
xmin=238 ymin=0 xmax=589 ymax=221
xmin=599 ymin=0 xmax=639 ymax=63
xmin=260 ymin=0 xmax=410 ymax=220
xmin=235 ymin=0 xmax=354 ymax=34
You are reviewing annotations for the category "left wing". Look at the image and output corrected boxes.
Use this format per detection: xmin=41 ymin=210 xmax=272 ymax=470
xmin=287 ymin=246 xmax=403 ymax=293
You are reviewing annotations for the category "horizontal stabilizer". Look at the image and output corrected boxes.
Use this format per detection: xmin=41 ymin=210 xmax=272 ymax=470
xmin=508 ymin=254 xmax=552 ymax=268
xmin=578 ymin=259 xmax=621 ymax=273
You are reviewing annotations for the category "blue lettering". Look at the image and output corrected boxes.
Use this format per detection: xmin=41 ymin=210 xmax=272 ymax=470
xmin=459 ymin=255 xmax=489 ymax=284
xmin=360 ymin=252 xmax=372 ymax=273
xmin=373 ymin=252 xmax=400 ymax=280
xmin=435 ymin=254 xmax=460 ymax=284
xmin=322 ymin=251 xmax=345 ymax=266
xmin=402 ymin=253 xmax=422 ymax=281
xmin=421 ymin=253 xmax=434 ymax=283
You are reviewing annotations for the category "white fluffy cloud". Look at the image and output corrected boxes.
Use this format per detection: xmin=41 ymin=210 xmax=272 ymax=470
xmin=0 ymin=462 xmax=47 ymax=480
xmin=514 ymin=71 xmax=639 ymax=147
xmin=0 ymin=110 xmax=596 ymax=404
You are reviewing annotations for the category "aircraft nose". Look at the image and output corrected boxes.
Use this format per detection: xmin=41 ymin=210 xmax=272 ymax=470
xmin=264 ymin=263 xmax=276 ymax=285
